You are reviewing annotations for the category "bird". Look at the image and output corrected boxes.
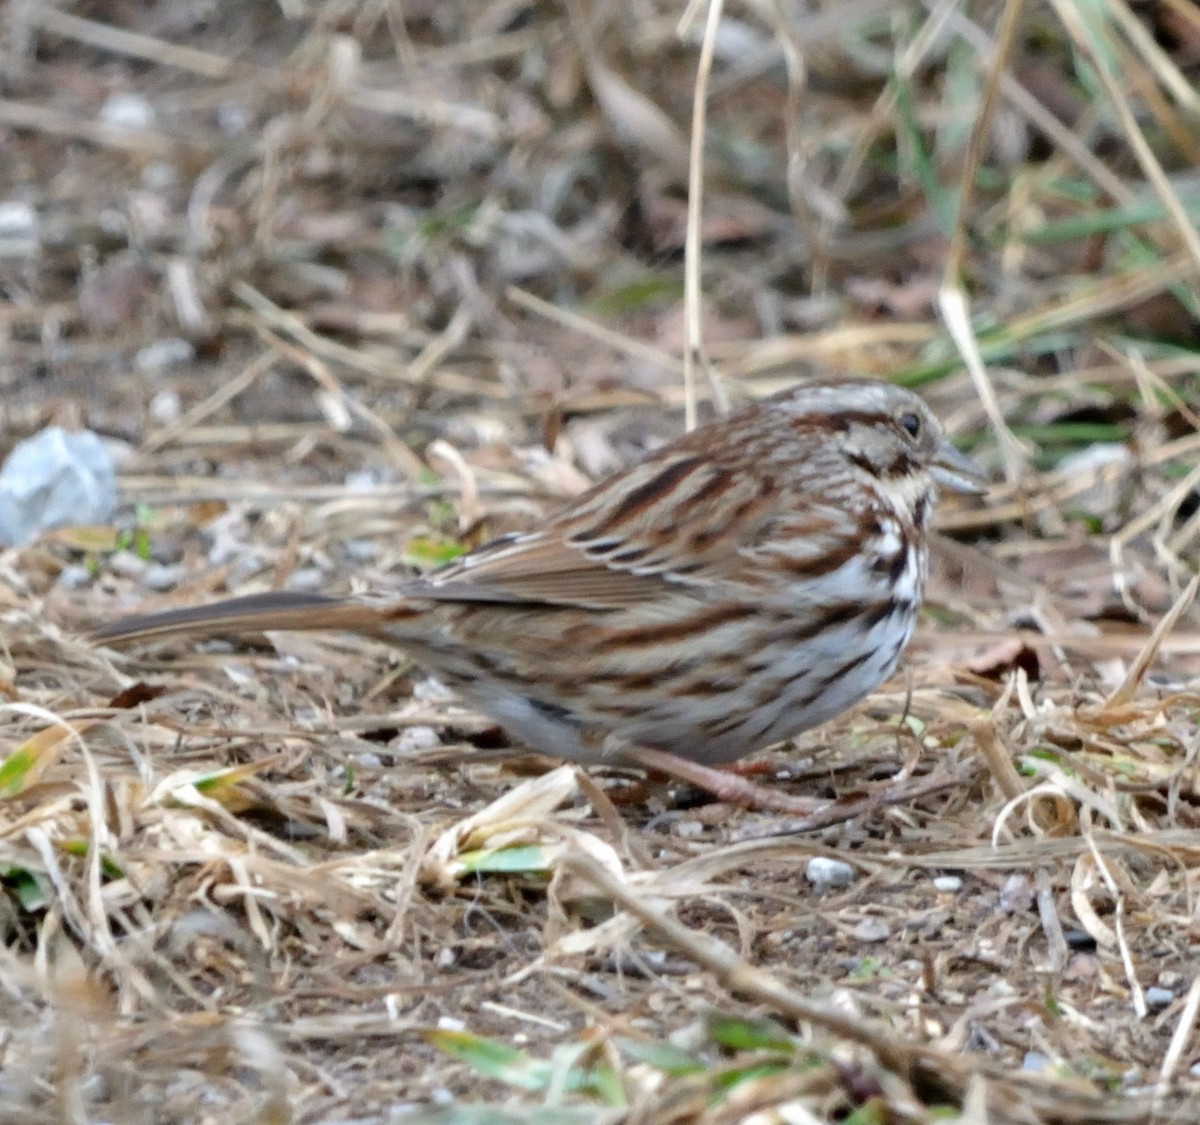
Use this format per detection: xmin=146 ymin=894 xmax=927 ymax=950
xmin=93 ymin=380 xmax=986 ymax=812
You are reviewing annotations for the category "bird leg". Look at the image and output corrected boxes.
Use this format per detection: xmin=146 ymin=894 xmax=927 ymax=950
xmin=619 ymin=745 xmax=827 ymax=815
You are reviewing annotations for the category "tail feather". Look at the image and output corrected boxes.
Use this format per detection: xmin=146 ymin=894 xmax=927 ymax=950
xmin=92 ymin=590 xmax=388 ymax=645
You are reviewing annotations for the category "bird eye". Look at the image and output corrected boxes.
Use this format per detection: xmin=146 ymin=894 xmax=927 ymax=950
xmin=899 ymin=411 xmax=921 ymax=438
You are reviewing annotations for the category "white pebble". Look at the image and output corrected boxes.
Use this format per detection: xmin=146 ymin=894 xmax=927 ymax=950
xmin=287 ymin=568 xmax=326 ymax=592
xmin=57 ymin=564 xmax=91 ymax=591
xmin=99 ymin=92 xmax=156 ymax=131
xmin=1145 ymin=987 xmax=1174 ymax=1009
xmin=0 ymin=200 xmax=38 ymax=251
xmin=413 ymin=676 xmax=455 ymax=703
xmin=933 ymin=875 xmax=962 ymax=893
xmin=106 ymin=550 xmax=147 ymax=578
xmin=342 ymin=538 xmax=379 ymax=563
xmin=853 ymin=918 xmax=890 ymax=943
xmin=136 ymin=338 xmax=195 ymax=373
xmin=806 ymin=857 xmax=855 ymax=888
xmin=143 ymin=563 xmax=185 ymax=591
xmin=141 ymin=161 xmax=178 ymax=191
xmin=217 ymin=101 xmax=252 ymax=135
xmin=391 ymin=726 xmax=440 ymax=753
xmin=148 ymin=388 xmax=182 ymax=425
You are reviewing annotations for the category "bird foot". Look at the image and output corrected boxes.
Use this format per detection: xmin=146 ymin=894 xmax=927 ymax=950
xmin=619 ymin=745 xmax=827 ymax=815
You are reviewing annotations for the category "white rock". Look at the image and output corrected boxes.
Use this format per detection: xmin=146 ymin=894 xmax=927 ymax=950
xmin=806 ymin=857 xmax=855 ymax=888
xmin=1145 ymin=987 xmax=1174 ymax=1008
xmin=391 ymin=726 xmax=440 ymax=753
xmin=0 ymin=200 xmax=38 ymax=254
xmin=853 ymin=918 xmax=891 ymax=943
xmin=99 ymin=92 xmax=156 ymax=131
xmin=148 ymin=389 xmax=182 ymax=425
xmin=0 ymin=427 xmax=117 ymax=546
xmin=136 ymin=338 xmax=195 ymax=373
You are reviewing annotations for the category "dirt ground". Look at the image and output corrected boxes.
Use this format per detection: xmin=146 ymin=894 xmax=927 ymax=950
xmin=2 ymin=2 xmax=1200 ymax=1122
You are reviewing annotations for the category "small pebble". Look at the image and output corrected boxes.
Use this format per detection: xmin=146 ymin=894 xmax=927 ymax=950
xmin=0 ymin=200 xmax=38 ymax=252
xmin=390 ymin=726 xmax=440 ymax=753
xmin=344 ymin=470 xmax=380 ymax=490
xmin=141 ymin=161 xmax=178 ymax=191
xmin=806 ymin=856 xmax=855 ymax=888
xmin=287 ymin=567 xmax=327 ymax=592
xmin=354 ymin=752 xmax=382 ymax=769
xmin=57 ymin=564 xmax=92 ymax=591
xmin=413 ymin=676 xmax=455 ymax=703
xmin=143 ymin=563 xmax=185 ymax=591
xmin=0 ymin=200 xmax=37 ymax=237
xmin=99 ymin=92 xmax=156 ymax=131
xmin=853 ymin=918 xmax=890 ymax=943
xmin=932 ymin=875 xmax=962 ymax=893
xmin=217 ymin=101 xmax=252 ymax=135
xmin=147 ymin=388 xmax=182 ymax=425
xmin=1145 ymin=987 xmax=1174 ymax=1009
xmin=79 ymin=1075 xmax=109 ymax=1103
xmin=136 ymin=338 xmax=195 ymax=373
xmin=106 ymin=550 xmax=147 ymax=579
xmin=1023 ymin=1051 xmax=1049 ymax=1072
xmin=342 ymin=538 xmax=379 ymax=563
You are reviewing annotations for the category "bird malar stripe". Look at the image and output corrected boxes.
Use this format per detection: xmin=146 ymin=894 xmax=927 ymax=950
xmin=845 ymin=451 xmax=876 ymax=476
xmin=871 ymin=543 xmax=912 ymax=584
xmin=886 ymin=547 xmax=911 ymax=585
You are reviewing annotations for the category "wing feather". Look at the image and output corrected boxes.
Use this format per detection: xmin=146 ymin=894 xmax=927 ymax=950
xmin=401 ymin=450 xmax=857 ymax=610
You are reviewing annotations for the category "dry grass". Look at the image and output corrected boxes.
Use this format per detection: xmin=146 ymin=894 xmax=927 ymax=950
xmin=2 ymin=0 xmax=1200 ymax=1121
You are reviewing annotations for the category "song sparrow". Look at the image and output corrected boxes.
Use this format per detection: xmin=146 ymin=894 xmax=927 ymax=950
xmin=95 ymin=380 xmax=985 ymax=811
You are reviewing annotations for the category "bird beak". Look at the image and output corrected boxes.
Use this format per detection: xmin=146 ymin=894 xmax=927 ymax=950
xmin=931 ymin=441 xmax=988 ymax=495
